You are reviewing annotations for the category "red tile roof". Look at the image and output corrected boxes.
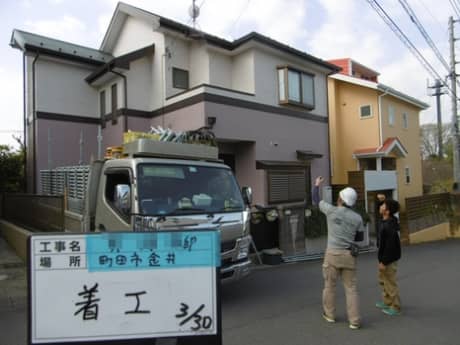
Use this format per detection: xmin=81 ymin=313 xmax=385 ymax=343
xmin=353 ymin=137 xmax=408 ymax=157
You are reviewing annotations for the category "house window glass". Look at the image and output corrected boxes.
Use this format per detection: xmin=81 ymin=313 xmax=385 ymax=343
xmin=403 ymin=112 xmax=408 ymax=129
xmin=173 ymin=68 xmax=189 ymax=89
xmin=288 ymin=70 xmax=301 ymax=103
xmin=405 ymin=166 xmax=411 ymax=184
xmin=360 ymin=105 xmax=372 ymax=118
xmin=389 ymin=106 xmax=395 ymax=126
xmin=278 ymin=67 xmax=315 ymax=109
xmin=278 ymin=69 xmax=286 ymax=101
xmin=301 ymin=73 xmax=314 ymax=106
xmin=105 ymin=169 xmax=131 ymax=223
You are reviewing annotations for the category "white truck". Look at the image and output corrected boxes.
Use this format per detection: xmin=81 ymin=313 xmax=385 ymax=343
xmin=41 ymin=139 xmax=253 ymax=282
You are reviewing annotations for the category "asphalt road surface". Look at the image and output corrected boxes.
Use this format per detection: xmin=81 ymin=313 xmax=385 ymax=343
xmin=1 ymin=239 xmax=459 ymax=345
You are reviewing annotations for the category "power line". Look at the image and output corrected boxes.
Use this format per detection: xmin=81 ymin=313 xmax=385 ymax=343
xmin=449 ymin=0 xmax=460 ymax=18
xmin=398 ymin=0 xmax=450 ymax=73
xmin=366 ymin=1 xmax=456 ymax=99
xmin=416 ymin=0 xmax=446 ymax=35
xmin=230 ymin=0 xmax=251 ymax=38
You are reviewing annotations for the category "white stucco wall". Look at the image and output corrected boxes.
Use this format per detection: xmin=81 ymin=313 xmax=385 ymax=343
xmin=231 ymin=50 xmax=255 ymax=94
xmin=209 ymin=50 xmax=232 ymax=89
xmin=126 ymin=56 xmax=152 ymax=111
xmin=164 ymin=35 xmax=190 ymax=98
xmin=35 ymin=57 xmax=98 ymax=117
xmin=189 ymin=41 xmax=210 ymax=87
xmin=112 ymin=16 xmax=155 ymax=56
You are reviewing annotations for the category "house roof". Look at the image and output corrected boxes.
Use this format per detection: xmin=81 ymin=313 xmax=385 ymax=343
xmin=330 ymin=73 xmax=429 ymax=110
xmin=101 ymin=2 xmax=340 ymax=72
xmin=328 ymin=58 xmax=380 ymax=77
xmin=353 ymin=137 xmax=408 ymax=158
xmin=85 ymin=44 xmax=155 ymax=84
xmin=10 ymin=29 xmax=113 ymax=65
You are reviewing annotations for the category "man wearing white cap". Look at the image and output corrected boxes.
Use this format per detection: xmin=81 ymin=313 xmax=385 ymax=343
xmin=312 ymin=176 xmax=364 ymax=330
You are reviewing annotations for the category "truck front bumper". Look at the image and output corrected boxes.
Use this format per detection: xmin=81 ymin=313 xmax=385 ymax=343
xmin=220 ymin=235 xmax=252 ymax=283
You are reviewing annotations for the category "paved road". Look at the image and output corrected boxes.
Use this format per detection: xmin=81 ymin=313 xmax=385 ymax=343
xmin=1 ymin=239 xmax=460 ymax=345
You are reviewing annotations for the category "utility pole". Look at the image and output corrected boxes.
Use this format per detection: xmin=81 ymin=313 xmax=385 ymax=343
xmin=427 ymin=79 xmax=446 ymax=158
xmin=449 ymin=16 xmax=460 ymax=191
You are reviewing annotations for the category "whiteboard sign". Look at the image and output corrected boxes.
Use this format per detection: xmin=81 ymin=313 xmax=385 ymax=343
xmin=28 ymin=231 xmax=221 ymax=344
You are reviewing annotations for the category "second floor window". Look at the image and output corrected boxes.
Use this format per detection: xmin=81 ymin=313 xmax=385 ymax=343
xmin=388 ymin=106 xmax=395 ymax=126
xmin=402 ymin=112 xmax=408 ymax=129
xmin=111 ymin=83 xmax=118 ymax=124
xmin=278 ymin=67 xmax=315 ymax=109
xmin=360 ymin=105 xmax=372 ymax=118
xmin=173 ymin=68 xmax=189 ymax=89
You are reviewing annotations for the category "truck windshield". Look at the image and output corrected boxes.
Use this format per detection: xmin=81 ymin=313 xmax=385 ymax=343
xmin=137 ymin=163 xmax=245 ymax=216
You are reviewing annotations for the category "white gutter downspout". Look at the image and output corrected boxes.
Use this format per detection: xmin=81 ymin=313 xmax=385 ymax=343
xmin=378 ymin=87 xmax=390 ymax=146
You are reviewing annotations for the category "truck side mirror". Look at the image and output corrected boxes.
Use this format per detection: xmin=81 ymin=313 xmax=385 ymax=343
xmin=242 ymin=186 xmax=252 ymax=205
xmin=114 ymin=184 xmax=131 ymax=215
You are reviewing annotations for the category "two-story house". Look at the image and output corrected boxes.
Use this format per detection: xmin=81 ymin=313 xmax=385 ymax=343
xmin=328 ymin=58 xmax=429 ymax=244
xmin=11 ymin=2 xmax=339 ymax=255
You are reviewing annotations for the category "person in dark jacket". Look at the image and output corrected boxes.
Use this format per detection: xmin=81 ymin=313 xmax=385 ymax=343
xmin=376 ymin=199 xmax=401 ymax=316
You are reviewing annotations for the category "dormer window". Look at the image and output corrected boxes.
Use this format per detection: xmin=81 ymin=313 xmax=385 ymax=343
xmin=278 ymin=66 xmax=315 ymax=110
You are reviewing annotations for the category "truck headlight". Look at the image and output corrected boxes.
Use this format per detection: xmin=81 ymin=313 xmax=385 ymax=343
xmin=237 ymin=236 xmax=251 ymax=260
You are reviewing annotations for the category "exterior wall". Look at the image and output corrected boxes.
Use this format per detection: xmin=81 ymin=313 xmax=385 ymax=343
xmin=232 ymin=50 xmax=255 ymax=94
xmin=112 ymin=16 xmax=155 ymax=56
xmin=36 ymin=119 xmax=99 ymax=191
xmin=328 ymin=78 xmax=380 ymax=184
xmin=328 ymin=58 xmax=350 ymax=76
xmin=35 ymin=57 xmax=98 ymax=117
xmin=126 ymin=116 xmax=152 ymax=132
xmin=151 ymin=102 xmax=206 ymax=131
xmin=189 ymin=41 xmax=210 ymax=88
xmin=209 ymin=50 xmax=232 ymax=89
xmin=165 ymin=35 xmax=190 ymax=98
xmin=102 ymin=119 xmax=125 ymax=148
xmin=126 ymin=56 xmax=153 ymax=111
xmin=253 ymin=49 xmax=329 ymax=115
xmin=381 ymin=96 xmax=423 ymax=210
xmin=205 ymin=101 xmax=330 ymax=188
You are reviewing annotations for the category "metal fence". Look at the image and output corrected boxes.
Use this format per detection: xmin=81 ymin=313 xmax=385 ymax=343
xmin=2 ymin=193 xmax=64 ymax=232
xmin=40 ymin=166 xmax=90 ymax=214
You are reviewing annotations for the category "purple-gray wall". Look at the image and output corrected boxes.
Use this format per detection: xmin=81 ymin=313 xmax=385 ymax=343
xmin=36 ymin=119 xmax=98 ymax=191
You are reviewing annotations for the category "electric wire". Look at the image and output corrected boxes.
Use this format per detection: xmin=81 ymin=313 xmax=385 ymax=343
xmin=366 ymin=0 xmax=456 ymax=99
xmin=398 ymin=0 xmax=450 ymax=73
xmin=449 ymin=0 xmax=460 ymax=18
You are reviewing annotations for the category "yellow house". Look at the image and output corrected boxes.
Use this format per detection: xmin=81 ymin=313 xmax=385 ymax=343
xmin=327 ymin=59 xmax=429 ymax=222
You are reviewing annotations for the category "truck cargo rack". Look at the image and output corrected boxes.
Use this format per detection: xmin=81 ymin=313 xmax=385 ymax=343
xmin=122 ymin=139 xmax=220 ymax=161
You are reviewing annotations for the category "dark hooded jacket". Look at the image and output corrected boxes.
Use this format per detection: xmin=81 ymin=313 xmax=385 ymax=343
xmin=378 ymin=216 xmax=401 ymax=265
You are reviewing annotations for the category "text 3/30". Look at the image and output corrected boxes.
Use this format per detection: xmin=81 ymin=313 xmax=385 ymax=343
xmin=175 ymin=303 xmax=213 ymax=331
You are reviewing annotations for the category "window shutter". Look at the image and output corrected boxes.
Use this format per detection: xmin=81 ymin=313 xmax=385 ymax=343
xmin=268 ymin=170 xmax=306 ymax=204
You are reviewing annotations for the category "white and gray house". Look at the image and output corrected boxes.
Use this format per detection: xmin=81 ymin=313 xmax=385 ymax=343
xmin=11 ymin=2 xmax=339 ymax=255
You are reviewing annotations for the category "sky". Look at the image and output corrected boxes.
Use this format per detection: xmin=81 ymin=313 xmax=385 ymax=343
xmin=1 ymin=0 xmax=459 ymax=149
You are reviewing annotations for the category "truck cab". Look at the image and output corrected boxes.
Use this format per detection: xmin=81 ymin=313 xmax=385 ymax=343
xmin=87 ymin=139 xmax=252 ymax=282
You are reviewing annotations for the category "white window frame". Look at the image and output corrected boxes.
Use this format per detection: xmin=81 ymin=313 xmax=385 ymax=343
xmin=405 ymin=166 xmax=411 ymax=184
xmin=388 ymin=106 xmax=395 ymax=127
xmin=402 ymin=112 xmax=408 ymax=129
xmin=360 ymin=104 xmax=373 ymax=118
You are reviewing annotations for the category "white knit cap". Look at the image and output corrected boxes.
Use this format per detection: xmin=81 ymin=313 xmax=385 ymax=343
xmin=339 ymin=187 xmax=357 ymax=207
